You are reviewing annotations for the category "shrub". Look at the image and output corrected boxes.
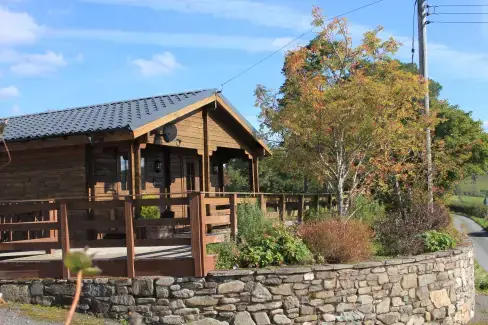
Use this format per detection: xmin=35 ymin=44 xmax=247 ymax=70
xmin=237 ymin=203 xmax=273 ymax=245
xmin=207 ymin=242 xmax=239 ymax=269
xmin=351 ymin=195 xmax=386 ymax=226
xmin=375 ymin=201 xmax=450 ymax=256
xmin=303 ymin=207 xmax=333 ymax=223
xmin=299 ymin=219 xmax=373 ymax=263
xmin=140 ymin=195 xmax=160 ymax=220
xmin=421 ymin=230 xmax=457 ymax=252
xmin=235 ymin=203 xmax=313 ymax=268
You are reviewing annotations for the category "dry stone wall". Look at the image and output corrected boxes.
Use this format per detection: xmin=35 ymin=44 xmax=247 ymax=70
xmin=0 ymin=244 xmax=474 ymax=325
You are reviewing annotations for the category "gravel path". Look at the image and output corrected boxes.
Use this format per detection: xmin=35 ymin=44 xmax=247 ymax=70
xmin=0 ymin=307 xmax=60 ymax=325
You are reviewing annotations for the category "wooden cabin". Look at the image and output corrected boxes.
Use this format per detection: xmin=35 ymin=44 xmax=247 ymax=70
xmin=0 ymin=89 xmax=270 ymax=242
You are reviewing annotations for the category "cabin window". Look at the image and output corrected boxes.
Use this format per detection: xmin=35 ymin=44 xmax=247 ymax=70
xmin=119 ymin=153 xmax=129 ymax=191
xmin=141 ymin=152 xmax=146 ymax=191
xmin=185 ymin=161 xmax=196 ymax=191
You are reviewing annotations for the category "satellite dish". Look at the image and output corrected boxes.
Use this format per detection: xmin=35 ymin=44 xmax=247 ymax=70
xmin=162 ymin=124 xmax=177 ymax=143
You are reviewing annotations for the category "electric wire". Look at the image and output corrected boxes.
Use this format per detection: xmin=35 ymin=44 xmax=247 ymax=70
xmin=219 ymin=0 xmax=387 ymax=90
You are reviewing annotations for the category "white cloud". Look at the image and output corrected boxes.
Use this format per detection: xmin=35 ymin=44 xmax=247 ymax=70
xmin=132 ymin=52 xmax=182 ymax=76
xmin=0 ymin=6 xmax=43 ymax=44
xmin=0 ymin=86 xmax=20 ymax=99
xmin=484 ymin=121 xmax=488 ymax=130
xmin=1 ymin=50 xmax=67 ymax=77
xmin=47 ymin=28 xmax=296 ymax=53
xmin=81 ymin=0 xmax=311 ymax=30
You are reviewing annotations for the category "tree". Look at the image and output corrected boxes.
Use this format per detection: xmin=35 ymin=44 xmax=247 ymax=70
xmin=256 ymin=9 xmax=429 ymax=216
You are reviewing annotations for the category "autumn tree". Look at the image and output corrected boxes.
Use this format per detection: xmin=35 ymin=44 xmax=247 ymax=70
xmin=256 ymin=9 xmax=430 ymax=216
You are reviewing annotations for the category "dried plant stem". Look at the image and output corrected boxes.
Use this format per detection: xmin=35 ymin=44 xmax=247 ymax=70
xmin=65 ymin=271 xmax=82 ymax=325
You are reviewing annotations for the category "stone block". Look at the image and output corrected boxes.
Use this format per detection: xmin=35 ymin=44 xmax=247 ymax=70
xmin=251 ymin=283 xmax=272 ymax=302
xmin=273 ymin=314 xmax=292 ymax=325
xmin=318 ymin=304 xmax=335 ymax=313
xmin=132 ymin=278 xmax=154 ymax=296
xmin=211 ymin=281 xmax=240 ymax=295
xmin=402 ymin=274 xmax=418 ymax=289
xmin=377 ymin=312 xmax=401 ymax=325
xmin=376 ymin=297 xmax=390 ymax=314
xmin=156 ymin=286 xmax=169 ymax=298
xmin=186 ymin=296 xmax=219 ymax=306
xmin=418 ymin=274 xmax=436 ymax=287
xmin=252 ymin=312 xmax=270 ymax=325
xmin=161 ymin=315 xmax=184 ymax=325
xmin=110 ymin=295 xmax=135 ymax=306
xmin=430 ymin=289 xmax=451 ymax=308
xmin=300 ymin=305 xmax=314 ymax=315
xmin=30 ymin=282 xmax=44 ymax=296
xmin=172 ymin=289 xmax=194 ymax=299
xmin=283 ymin=296 xmax=299 ymax=309
xmin=235 ymin=311 xmax=256 ymax=325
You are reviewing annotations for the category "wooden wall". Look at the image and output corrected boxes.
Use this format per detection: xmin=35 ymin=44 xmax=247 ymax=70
xmin=0 ymin=145 xmax=86 ymax=200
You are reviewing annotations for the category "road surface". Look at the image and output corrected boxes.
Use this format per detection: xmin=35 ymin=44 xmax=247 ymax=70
xmin=454 ymin=214 xmax=488 ymax=324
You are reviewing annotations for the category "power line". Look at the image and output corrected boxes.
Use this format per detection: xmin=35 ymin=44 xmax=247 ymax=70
xmin=427 ymin=20 xmax=488 ymax=23
xmin=429 ymin=4 xmax=488 ymax=7
xmin=219 ymin=0 xmax=387 ymax=89
xmin=429 ymin=12 xmax=488 ymax=14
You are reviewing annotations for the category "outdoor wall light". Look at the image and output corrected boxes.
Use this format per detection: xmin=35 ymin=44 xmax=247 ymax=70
xmin=154 ymin=160 xmax=162 ymax=174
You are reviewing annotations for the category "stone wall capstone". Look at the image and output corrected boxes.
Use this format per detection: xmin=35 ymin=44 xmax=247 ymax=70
xmin=0 ymin=244 xmax=475 ymax=325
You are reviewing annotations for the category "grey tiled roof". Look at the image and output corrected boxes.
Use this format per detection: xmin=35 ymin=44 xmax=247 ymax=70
xmin=1 ymin=89 xmax=219 ymax=142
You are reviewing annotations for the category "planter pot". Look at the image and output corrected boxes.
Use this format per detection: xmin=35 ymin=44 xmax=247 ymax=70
xmin=146 ymin=225 xmax=174 ymax=239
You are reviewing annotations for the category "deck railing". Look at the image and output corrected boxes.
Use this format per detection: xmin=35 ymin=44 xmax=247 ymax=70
xmin=0 ymin=192 xmax=335 ymax=278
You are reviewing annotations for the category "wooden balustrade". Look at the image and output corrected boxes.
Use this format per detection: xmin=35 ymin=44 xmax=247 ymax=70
xmin=0 ymin=192 xmax=336 ymax=279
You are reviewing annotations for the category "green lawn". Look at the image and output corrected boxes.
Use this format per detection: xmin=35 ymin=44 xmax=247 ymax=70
xmin=448 ymin=195 xmax=484 ymax=206
xmin=476 ymin=260 xmax=488 ymax=295
xmin=457 ymin=174 xmax=488 ymax=197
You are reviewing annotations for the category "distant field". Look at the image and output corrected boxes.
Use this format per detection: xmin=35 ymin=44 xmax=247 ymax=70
xmin=457 ymin=174 xmax=488 ymax=197
xmin=448 ymin=195 xmax=484 ymax=206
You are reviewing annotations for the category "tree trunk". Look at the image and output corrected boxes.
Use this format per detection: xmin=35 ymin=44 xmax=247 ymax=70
xmin=393 ymin=176 xmax=406 ymax=219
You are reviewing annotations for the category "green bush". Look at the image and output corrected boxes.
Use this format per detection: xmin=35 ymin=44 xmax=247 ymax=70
xmin=139 ymin=195 xmax=161 ymax=220
xmin=207 ymin=242 xmax=239 ymax=269
xmin=352 ymin=195 xmax=386 ymax=226
xmin=237 ymin=203 xmax=273 ymax=244
xmin=208 ymin=203 xmax=314 ymax=269
xmin=302 ymin=207 xmax=332 ymax=223
xmin=421 ymin=230 xmax=457 ymax=252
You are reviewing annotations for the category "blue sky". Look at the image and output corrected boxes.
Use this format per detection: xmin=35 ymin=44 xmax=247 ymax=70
xmin=0 ymin=0 xmax=487 ymax=129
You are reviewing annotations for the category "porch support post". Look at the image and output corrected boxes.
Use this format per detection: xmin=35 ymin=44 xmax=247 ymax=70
xmin=59 ymin=202 xmax=70 ymax=279
xmin=190 ymin=192 xmax=207 ymax=277
xmin=298 ymin=195 xmax=304 ymax=223
xmin=253 ymin=158 xmax=259 ymax=193
xmin=202 ymin=109 xmax=210 ymax=193
xmin=124 ymin=199 xmax=135 ymax=278
xmin=248 ymin=158 xmax=255 ymax=193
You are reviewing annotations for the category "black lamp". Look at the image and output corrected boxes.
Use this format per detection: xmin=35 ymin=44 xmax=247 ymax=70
xmin=154 ymin=160 xmax=162 ymax=174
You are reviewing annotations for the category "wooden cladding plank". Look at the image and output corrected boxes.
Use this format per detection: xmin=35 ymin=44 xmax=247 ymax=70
xmin=0 ymin=203 xmax=58 ymax=215
xmin=204 ymin=197 xmax=230 ymax=205
xmin=134 ymin=219 xmax=190 ymax=227
xmin=70 ymin=220 xmax=125 ymax=230
xmin=70 ymin=239 xmax=127 ymax=248
xmin=205 ymin=215 xmax=230 ymax=225
xmin=137 ymin=197 xmax=189 ymax=206
xmin=0 ymin=221 xmax=59 ymax=231
xmin=189 ymin=193 xmax=205 ymax=277
xmin=135 ymin=238 xmax=192 ymax=246
xmin=0 ymin=239 xmax=60 ymax=251
xmin=67 ymin=200 xmax=124 ymax=210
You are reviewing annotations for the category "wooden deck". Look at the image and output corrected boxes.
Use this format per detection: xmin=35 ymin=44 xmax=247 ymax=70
xmin=0 ymin=192 xmax=334 ymax=279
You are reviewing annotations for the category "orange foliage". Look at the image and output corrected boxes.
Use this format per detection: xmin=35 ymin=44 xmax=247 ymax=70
xmin=298 ymin=219 xmax=373 ymax=263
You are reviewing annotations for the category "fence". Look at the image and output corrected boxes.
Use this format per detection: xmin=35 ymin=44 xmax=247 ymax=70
xmin=0 ymin=192 xmax=334 ymax=279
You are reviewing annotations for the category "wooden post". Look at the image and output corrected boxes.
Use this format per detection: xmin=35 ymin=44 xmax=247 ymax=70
xmin=259 ymin=194 xmax=266 ymax=215
xmin=202 ymin=109 xmax=210 ymax=192
xmin=124 ymin=199 xmax=135 ymax=278
xmin=190 ymin=192 xmax=207 ymax=277
xmin=59 ymin=202 xmax=70 ymax=279
xmin=279 ymin=195 xmax=286 ymax=222
xmin=298 ymin=195 xmax=304 ymax=223
xmin=253 ymin=158 xmax=259 ymax=193
xmin=229 ymin=194 xmax=238 ymax=240
xmin=248 ymin=158 xmax=255 ymax=193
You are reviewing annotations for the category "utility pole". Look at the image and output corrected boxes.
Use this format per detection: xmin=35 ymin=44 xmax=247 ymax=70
xmin=417 ymin=0 xmax=434 ymax=211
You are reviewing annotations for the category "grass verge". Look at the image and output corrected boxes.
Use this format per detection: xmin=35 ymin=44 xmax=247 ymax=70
xmin=475 ymin=260 xmax=488 ymax=295
xmin=0 ymin=303 xmax=119 ymax=325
